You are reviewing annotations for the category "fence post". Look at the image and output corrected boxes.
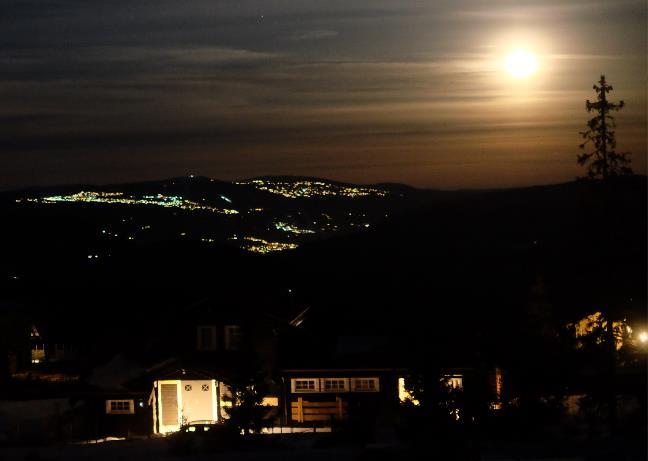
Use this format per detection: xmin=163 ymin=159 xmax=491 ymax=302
xmin=297 ymin=397 xmax=303 ymax=423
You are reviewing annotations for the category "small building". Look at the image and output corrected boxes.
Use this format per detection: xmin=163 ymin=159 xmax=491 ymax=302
xmin=141 ymin=297 xmax=285 ymax=434
xmin=277 ymin=320 xmax=407 ymax=429
xmin=150 ymin=368 xmax=228 ymax=434
xmin=84 ymin=391 xmax=150 ymax=438
xmin=279 ymin=368 xmax=400 ymax=426
xmin=29 ymin=323 xmax=79 ymax=365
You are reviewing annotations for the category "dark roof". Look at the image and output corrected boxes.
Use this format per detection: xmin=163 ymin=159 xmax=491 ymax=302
xmin=128 ymin=357 xmax=244 ymax=388
xmin=278 ymin=326 xmax=410 ymax=370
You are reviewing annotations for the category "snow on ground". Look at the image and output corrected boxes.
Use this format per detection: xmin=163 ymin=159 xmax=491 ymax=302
xmin=0 ymin=438 xmax=361 ymax=461
xmin=0 ymin=437 xmax=591 ymax=461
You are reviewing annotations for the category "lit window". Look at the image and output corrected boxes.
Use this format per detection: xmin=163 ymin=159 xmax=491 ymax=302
xmin=292 ymin=379 xmax=319 ymax=393
xmin=351 ymin=377 xmax=380 ymax=392
xmin=31 ymin=343 xmax=45 ymax=363
xmin=398 ymin=377 xmax=420 ymax=405
xmin=323 ymin=378 xmax=349 ymax=392
xmin=106 ymin=400 xmax=134 ymax=414
xmin=261 ymin=397 xmax=279 ymax=406
xmin=444 ymin=375 xmax=463 ymax=389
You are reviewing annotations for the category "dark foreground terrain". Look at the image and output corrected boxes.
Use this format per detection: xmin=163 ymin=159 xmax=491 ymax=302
xmin=1 ymin=432 xmax=646 ymax=461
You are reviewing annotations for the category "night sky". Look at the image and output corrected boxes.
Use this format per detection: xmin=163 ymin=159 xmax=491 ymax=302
xmin=2 ymin=0 xmax=646 ymax=190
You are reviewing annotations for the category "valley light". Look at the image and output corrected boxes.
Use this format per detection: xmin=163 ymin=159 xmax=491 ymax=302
xmin=638 ymin=331 xmax=648 ymax=344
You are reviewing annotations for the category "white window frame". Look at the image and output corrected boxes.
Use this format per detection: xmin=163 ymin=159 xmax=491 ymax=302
xmin=322 ymin=378 xmax=349 ymax=393
xmin=106 ymin=399 xmax=134 ymax=414
xmin=351 ymin=377 xmax=380 ymax=392
xmin=291 ymin=378 xmax=319 ymax=393
xmin=196 ymin=325 xmax=218 ymax=351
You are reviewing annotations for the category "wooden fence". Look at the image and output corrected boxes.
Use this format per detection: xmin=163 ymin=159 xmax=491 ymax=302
xmin=290 ymin=397 xmax=347 ymax=423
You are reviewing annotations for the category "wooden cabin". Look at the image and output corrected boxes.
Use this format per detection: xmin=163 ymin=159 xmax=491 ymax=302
xmin=279 ymin=368 xmax=401 ymax=427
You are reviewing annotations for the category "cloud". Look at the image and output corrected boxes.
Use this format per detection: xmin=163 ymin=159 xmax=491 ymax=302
xmin=0 ymin=0 xmax=645 ymax=188
xmin=291 ymin=29 xmax=339 ymax=41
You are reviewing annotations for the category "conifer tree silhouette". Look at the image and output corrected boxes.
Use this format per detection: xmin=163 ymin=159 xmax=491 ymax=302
xmin=577 ymin=75 xmax=632 ymax=179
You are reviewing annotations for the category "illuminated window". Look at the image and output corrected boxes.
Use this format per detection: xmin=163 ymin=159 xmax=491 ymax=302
xmin=261 ymin=397 xmax=279 ymax=406
xmin=292 ymin=379 xmax=319 ymax=393
xmin=106 ymin=400 xmax=134 ymax=414
xmin=224 ymin=325 xmax=242 ymax=351
xmin=398 ymin=377 xmax=420 ymax=405
xmin=323 ymin=378 xmax=349 ymax=392
xmin=31 ymin=344 xmax=45 ymax=363
xmin=197 ymin=326 xmax=217 ymax=351
xmin=351 ymin=377 xmax=380 ymax=392
xmin=444 ymin=375 xmax=463 ymax=389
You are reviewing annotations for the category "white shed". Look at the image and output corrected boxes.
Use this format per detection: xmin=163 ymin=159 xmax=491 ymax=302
xmin=151 ymin=376 xmax=228 ymax=434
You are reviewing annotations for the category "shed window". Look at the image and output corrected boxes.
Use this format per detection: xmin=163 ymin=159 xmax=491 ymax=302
xmin=106 ymin=399 xmax=134 ymax=414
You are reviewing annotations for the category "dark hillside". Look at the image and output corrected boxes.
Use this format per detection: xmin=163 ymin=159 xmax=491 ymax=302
xmin=275 ymin=177 xmax=646 ymax=341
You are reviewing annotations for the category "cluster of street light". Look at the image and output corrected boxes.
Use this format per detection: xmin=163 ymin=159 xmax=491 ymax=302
xmin=18 ymin=191 xmax=239 ymax=215
xmin=237 ymin=179 xmax=389 ymax=199
xmin=239 ymin=236 xmax=299 ymax=254
xmin=274 ymin=221 xmax=316 ymax=235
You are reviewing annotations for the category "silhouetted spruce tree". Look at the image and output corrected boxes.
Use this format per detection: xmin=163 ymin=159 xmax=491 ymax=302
xmin=577 ymin=75 xmax=632 ymax=179
xmin=576 ymin=76 xmax=634 ymax=432
xmin=223 ymin=375 xmax=272 ymax=435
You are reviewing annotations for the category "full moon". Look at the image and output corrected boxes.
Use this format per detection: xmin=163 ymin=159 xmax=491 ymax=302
xmin=505 ymin=49 xmax=538 ymax=78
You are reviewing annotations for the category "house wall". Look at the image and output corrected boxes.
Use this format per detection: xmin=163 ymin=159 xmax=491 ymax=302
xmin=98 ymin=397 xmax=149 ymax=438
xmin=281 ymin=373 xmax=399 ymax=426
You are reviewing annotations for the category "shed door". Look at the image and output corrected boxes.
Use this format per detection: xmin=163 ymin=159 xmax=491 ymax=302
xmin=160 ymin=383 xmax=179 ymax=426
